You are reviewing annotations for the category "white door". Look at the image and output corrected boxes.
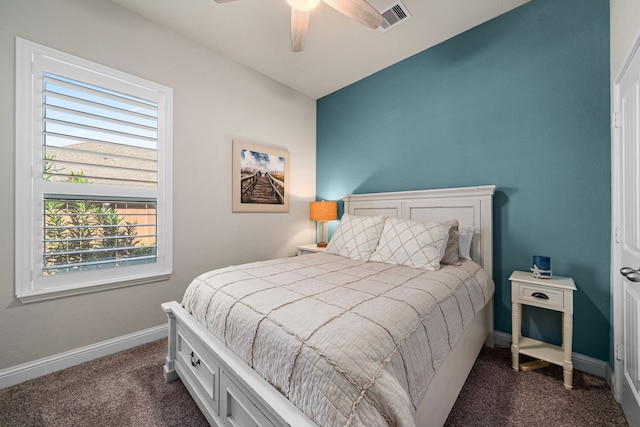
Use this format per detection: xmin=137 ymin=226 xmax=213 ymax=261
xmin=613 ymin=32 xmax=640 ymax=427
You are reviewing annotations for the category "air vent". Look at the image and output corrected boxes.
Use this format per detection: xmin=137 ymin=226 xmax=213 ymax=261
xmin=379 ymin=1 xmax=411 ymax=32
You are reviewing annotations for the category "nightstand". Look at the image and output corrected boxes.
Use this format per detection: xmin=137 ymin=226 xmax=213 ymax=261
xmin=296 ymin=244 xmax=327 ymax=255
xmin=509 ymin=270 xmax=577 ymax=389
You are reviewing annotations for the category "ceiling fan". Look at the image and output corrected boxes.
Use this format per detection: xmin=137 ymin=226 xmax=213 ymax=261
xmin=214 ymin=0 xmax=384 ymax=52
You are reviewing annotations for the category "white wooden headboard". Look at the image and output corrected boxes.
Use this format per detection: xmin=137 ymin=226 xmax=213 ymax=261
xmin=342 ymin=185 xmax=496 ymax=278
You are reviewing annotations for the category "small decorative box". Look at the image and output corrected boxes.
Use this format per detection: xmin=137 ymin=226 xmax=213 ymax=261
xmin=531 ymin=255 xmax=551 ymax=279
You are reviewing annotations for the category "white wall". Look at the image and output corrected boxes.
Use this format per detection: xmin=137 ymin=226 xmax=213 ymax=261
xmin=611 ymin=0 xmax=640 ymax=78
xmin=0 ymin=0 xmax=316 ymax=370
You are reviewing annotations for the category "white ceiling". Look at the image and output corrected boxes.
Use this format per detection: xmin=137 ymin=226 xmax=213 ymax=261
xmin=111 ymin=0 xmax=529 ymax=99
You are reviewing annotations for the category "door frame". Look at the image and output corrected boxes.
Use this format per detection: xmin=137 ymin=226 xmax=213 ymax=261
xmin=612 ymin=27 xmax=640 ymax=404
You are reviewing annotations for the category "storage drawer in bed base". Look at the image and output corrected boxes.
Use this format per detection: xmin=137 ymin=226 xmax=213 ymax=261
xmin=175 ymin=324 xmax=220 ymax=419
xmin=163 ymin=302 xmax=304 ymax=427
xmin=221 ymin=371 xmax=276 ymax=427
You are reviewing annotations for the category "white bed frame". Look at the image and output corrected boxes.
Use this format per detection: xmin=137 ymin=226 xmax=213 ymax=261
xmin=162 ymin=185 xmax=496 ymax=427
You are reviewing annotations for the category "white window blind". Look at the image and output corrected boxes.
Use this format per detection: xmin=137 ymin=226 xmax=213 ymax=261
xmin=15 ymin=38 xmax=173 ymax=302
xmin=43 ymin=72 xmax=159 ymax=187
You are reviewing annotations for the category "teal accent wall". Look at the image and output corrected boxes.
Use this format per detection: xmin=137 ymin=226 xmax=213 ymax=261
xmin=317 ymin=0 xmax=611 ymax=361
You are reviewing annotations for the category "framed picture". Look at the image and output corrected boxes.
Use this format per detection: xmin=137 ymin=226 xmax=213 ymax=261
xmin=232 ymin=140 xmax=290 ymax=213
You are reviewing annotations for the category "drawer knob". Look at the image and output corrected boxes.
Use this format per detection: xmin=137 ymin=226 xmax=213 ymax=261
xmin=532 ymin=292 xmax=549 ymax=300
xmin=190 ymin=351 xmax=201 ymax=367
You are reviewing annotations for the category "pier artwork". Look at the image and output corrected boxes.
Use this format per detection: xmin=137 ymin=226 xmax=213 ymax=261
xmin=240 ymin=171 xmax=284 ymax=205
xmin=232 ymin=140 xmax=290 ymax=213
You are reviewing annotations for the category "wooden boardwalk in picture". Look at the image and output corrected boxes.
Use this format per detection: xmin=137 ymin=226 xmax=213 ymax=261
xmin=242 ymin=175 xmax=282 ymax=204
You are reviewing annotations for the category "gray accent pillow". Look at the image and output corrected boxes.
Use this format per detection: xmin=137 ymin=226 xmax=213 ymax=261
xmin=440 ymin=219 xmax=462 ymax=266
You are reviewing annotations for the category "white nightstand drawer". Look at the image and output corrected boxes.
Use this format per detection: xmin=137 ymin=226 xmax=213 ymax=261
xmin=518 ymin=283 xmax=564 ymax=309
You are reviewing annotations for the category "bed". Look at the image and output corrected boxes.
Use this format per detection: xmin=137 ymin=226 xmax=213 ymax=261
xmin=162 ymin=185 xmax=496 ymax=427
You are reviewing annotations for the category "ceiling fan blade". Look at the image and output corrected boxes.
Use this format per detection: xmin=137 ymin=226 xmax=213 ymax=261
xmin=322 ymin=0 xmax=383 ymax=30
xmin=291 ymin=9 xmax=310 ymax=52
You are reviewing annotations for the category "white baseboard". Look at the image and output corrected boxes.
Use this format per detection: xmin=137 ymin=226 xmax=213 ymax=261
xmin=0 ymin=327 xmax=609 ymax=390
xmin=493 ymin=330 xmax=609 ymax=378
xmin=0 ymin=324 xmax=167 ymax=390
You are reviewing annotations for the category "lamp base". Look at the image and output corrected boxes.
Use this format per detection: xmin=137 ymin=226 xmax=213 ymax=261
xmin=316 ymin=242 xmax=328 ymax=248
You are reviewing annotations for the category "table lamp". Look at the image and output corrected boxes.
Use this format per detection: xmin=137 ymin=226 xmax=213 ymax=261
xmin=309 ymin=201 xmax=338 ymax=247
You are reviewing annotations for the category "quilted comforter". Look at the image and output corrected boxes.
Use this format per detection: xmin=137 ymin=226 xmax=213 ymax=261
xmin=181 ymin=253 xmax=494 ymax=427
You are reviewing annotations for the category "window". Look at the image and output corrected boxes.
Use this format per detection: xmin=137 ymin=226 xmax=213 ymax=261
xmin=15 ymin=38 xmax=173 ymax=302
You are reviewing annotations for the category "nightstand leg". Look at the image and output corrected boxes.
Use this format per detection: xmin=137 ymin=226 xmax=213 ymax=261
xmin=563 ymin=313 xmax=573 ymax=389
xmin=511 ymin=302 xmax=520 ymax=371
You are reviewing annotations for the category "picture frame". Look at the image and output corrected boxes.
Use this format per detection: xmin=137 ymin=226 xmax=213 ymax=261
xmin=232 ymin=140 xmax=290 ymax=213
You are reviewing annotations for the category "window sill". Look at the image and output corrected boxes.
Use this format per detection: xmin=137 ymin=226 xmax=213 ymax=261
xmin=16 ymin=273 xmax=171 ymax=304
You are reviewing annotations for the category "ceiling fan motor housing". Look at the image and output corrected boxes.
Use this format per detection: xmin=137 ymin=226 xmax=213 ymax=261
xmin=287 ymin=0 xmax=321 ymax=11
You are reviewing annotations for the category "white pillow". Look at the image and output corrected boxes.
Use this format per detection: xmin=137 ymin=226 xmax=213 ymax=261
xmin=369 ymin=217 xmax=450 ymax=270
xmin=458 ymin=227 xmax=475 ymax=260
xmin=325 ymin=214 xmax=387 ymax=261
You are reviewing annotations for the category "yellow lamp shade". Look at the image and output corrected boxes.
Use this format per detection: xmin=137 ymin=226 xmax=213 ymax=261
xmin=309 ymin=201 xmax=338 ymax=222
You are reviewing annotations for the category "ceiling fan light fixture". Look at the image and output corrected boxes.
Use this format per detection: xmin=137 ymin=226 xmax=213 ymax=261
xmin=287 ymin=0 xmax=320 ymax=11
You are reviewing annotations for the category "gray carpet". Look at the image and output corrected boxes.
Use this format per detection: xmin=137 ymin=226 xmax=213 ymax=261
xmin=445 ymin=346 xmax=629 ymax=427
xmin=0 ymin=339 xmax=628 ymax=426
xmin=0 ymin=340 xmax=208 ymax=427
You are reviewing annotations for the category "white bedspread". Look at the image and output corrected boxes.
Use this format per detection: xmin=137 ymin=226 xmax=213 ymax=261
xmin=181 ymin=253 xmax=494 ymax=427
